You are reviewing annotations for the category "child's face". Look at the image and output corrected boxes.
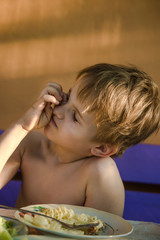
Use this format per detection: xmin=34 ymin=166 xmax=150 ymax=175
xmin=44 ymin=82 xmax=98 ymax=159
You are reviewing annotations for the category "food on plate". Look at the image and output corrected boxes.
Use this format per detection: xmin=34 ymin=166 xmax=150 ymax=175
xmin=0 ymin=216 xmax=18 ymax=240
xmin=19 ymin=206 xmax=106 ymax=235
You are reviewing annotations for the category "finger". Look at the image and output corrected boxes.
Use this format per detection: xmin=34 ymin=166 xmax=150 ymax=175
xmin=32 ymin=93 xmax=59 ymax=113
xmin=40 ymin=86 xmax=62 ymax=102
xmin=45 ymin=103 xmax=53 ymax=121
xmin=47 ymin=86 xmax=62 ymax=101
xmin=36 ymin=103 xmax=52 ymax=129
xmin=47 ymin=82 xmax=63 ymax=97
xmin=43 ymin=94 xmax=60 ymax=105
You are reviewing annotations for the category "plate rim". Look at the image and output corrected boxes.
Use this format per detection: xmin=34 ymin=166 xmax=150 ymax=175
xmin=14 ymin=204 xmax=133 ymax=239
xmin=13 ymin=234 xmax=71 ymax=240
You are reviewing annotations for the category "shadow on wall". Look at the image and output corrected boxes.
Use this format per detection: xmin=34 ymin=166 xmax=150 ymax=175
xmin=0 ymin=0 xmax=160 ymax=145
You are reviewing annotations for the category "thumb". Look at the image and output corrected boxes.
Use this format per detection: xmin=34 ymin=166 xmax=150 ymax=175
xmin=45 ymin=103 xmax=53 ymax=122
xmin=36 ymin=103 xmax=53 ymax=129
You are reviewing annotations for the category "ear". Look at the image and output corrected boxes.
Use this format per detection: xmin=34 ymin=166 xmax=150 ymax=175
xmin=91 ymin=144 xmax=118 ymax=158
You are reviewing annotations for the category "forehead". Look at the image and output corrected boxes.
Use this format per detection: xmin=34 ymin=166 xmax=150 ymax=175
xmin=72 ymin=79 xmax=93 ymax=104
xmin=69 ymin=84 xmax=87 ymax=113
xmin=70 ymin=82 xmax=96 ymax=120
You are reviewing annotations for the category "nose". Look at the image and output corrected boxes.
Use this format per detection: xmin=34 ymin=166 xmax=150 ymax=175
xmin=53 ymin=104 xmax=65 ymax=119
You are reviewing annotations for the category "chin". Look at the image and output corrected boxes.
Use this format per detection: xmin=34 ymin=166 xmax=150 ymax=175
xmin=43 ymin=126 xmax=55 ymax=143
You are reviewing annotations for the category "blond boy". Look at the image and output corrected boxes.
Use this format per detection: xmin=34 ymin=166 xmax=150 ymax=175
xmin=0 ymin=63 xmax=159 ymax=217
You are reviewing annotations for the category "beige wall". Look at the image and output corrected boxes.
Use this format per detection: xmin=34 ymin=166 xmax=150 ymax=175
xmin=0 ymin=0 xmax=160 ymax=144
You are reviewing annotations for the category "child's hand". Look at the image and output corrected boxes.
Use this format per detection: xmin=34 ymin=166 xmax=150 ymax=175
xmin=18 ymin=82 xmax=66 ymax=131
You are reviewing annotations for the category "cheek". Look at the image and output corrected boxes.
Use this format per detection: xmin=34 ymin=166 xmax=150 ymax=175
xmin=60 ymin=125 xmax=84 ymax=142
xmin=60 ymin=126 xmax=76 ymax=140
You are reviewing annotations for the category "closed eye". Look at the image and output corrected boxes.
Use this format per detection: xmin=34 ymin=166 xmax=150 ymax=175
xmin=73 ymin=110 xmax=78 ymax=123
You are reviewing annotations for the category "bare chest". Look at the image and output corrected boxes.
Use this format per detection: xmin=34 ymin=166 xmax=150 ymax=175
xmin=17 ymin=156 xmax=87 ymax=207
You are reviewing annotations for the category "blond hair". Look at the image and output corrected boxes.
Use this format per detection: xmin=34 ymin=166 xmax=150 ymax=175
xmin=76 ymin=63 xmax=160 ymax=156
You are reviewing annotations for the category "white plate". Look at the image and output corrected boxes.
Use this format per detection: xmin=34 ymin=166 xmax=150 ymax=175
xmin=15 ymin=204 xmax=133 ymax=239
xmin=14 ymin=235 xmax=71 ymax=240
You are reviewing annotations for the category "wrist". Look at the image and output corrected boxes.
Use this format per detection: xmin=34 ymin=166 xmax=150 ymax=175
xmin=15 ymin=119 xmax=32 ymax=134
xmin=17 ymin=113 xmax=37 ymax=132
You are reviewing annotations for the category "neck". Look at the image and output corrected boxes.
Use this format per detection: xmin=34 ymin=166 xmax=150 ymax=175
xmin=49 ymin=142 xmax=90 ymax=164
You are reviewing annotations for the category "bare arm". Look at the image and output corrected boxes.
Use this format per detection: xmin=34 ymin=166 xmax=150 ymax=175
xmin=84 ymin=157 xmax=125 ymax=216
xmin=0 ymin=82 xmax=66 ymax=188
xmin=0 ymin=124 xmax=28 ymax=174
xmin=0 ymin=124 xmax=28 ymax=188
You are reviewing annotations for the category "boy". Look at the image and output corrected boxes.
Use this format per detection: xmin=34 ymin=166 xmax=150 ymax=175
xmin=0 ymin=63 xmax=159 ymax=217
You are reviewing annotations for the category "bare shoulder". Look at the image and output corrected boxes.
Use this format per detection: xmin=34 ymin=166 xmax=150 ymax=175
xmin=86 ymin=156 xmax=122 ymax=182
xmin=85 ymin=157 xmax=125 ymax=216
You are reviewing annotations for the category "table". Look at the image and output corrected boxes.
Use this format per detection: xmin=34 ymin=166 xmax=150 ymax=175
xmin=0 ymin=209 xmax=159 ymax=239
xmin=122 ymin=221 xmax=160 ymax=240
